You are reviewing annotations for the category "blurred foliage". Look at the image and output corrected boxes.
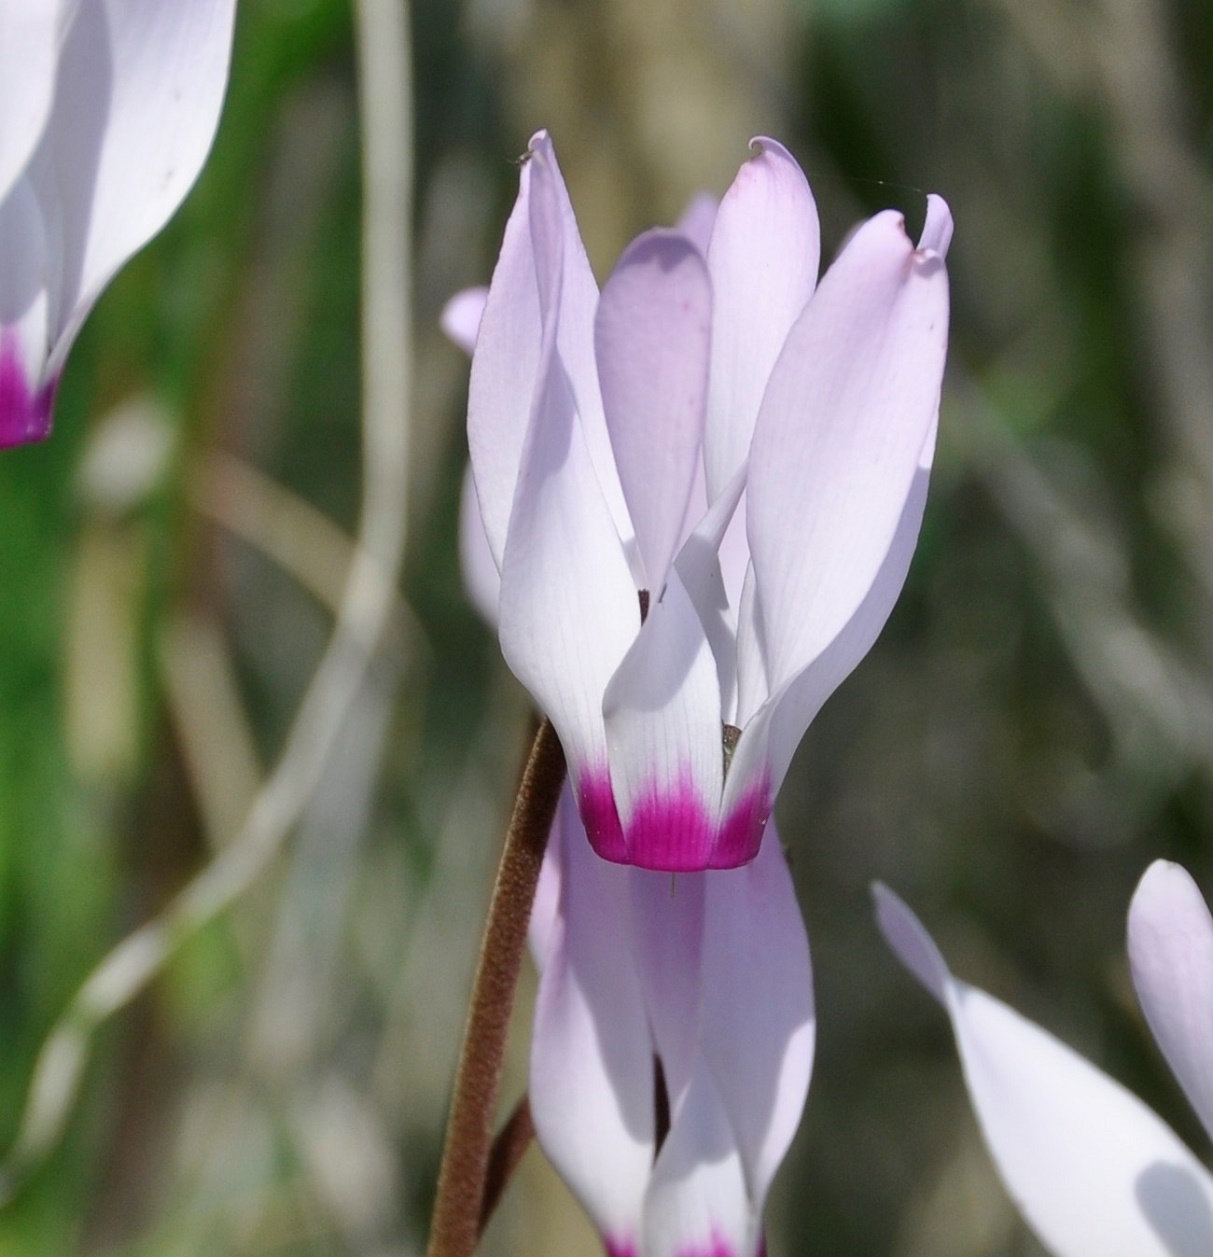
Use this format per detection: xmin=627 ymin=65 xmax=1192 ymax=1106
xmin=0 ymin=0 xmax=1210 ymax=1253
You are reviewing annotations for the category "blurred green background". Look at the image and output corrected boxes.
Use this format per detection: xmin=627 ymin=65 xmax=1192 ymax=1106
xmin=1 ymin=0 xmax=1211 ymax=1252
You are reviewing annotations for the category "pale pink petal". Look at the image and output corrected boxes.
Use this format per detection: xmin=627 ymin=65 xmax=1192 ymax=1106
xmin=704 ymin=138 xmax=820 ymax=501
xmin=0 ymin=0 xmax=59 ymax=203
xmin=644 ymin=1061 xmax=757 ymax=1257
xmin=530 ymin=791 xmax=654 ymax=1252
xmin=467 ymin=153 xmax=543 ymax=568
xmin=701 ymin=830 xmax=814 ymax=1205
xmin=1129 ymin=860 xmax=1213 ymax=1145
xmin=876 ymin=885 xmax=1213 ymax=1257
xmin=458 ymin=466 xmax=499 ymax=625
xmin=596 ymin=229 xmax=711 ymax=591
xmin=724 ymin=419 xmax=934 ymax=815
xmin=597 ymin=569 xmax=725 ymax=871
xmin=440 ymin=286 xmax=488 ymax=355
xmin=746 ymin=203 xmax=950 ymax=694
xmin=36 ymin=0 xmax=236 ymax=366
xmin=676 ymin=192 xmax=717 ymax=256
xmin=497 ymin=139 xmax=637 ymax=799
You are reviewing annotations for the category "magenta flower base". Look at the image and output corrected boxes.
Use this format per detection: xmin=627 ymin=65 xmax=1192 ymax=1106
xmin=0 ymin=332 xmax=55 ymax=449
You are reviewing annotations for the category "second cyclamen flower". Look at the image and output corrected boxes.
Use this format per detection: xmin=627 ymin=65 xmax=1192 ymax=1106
xmin=466 ymin=131 xmax=951 ymax=871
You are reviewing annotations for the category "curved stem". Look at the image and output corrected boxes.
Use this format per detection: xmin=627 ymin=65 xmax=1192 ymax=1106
xmin=426 ymin=720 xmax=565 ymax=1257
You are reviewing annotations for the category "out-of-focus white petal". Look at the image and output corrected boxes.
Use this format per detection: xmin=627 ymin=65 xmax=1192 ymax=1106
xmin=704 ymin=138 xmax=819 ymax=502
xmin=599 ymin=570 xmax=725 ymax=871
xmin=746 ymin=204 xmax=949 ymax=694
xmin=0 ymin=0 xmax=60 ymax=204
xmin=676 ymin=192 xmax=717 ymax=256
xmin=702 ymin=831 xmax=814 ymax=1205
xmin=644 ymin=1060 xmax=756 ymax=1257
xmin=1129 ymin=861 xmax=1213 ymax=1145
xmin=497 ymin=139 xmax=637 ymax=799
xmin=0 ymin=177 xmax=54 ymax=446
xmin=595 ymin=228 xmax=711 ymax=591
xmin=530 ymin=791 xmax=654 ymax=1252
xmin=458 ymin=466 xmax=499 ymax=625
xmin=875 ymin=884 xmax=1213 ymax=1257
xmin=38 ymin=0 xmax=237 ymax=363
xmin=440 ymin=286 xmax=488 ymax=355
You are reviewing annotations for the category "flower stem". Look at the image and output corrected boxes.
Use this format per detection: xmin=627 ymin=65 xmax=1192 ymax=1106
xmin=426 ymin=719 xmax=565 ymax=1257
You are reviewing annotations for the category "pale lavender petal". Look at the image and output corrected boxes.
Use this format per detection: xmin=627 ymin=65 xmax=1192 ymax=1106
xmin=596 ymin=569 xmax=724 ymax=871
xmin=498 ymin=139 xmax=637 ymax=801
xmin=644 ymin=1061 xmax=757 ymax=1257
xmin=36 ymin=0 xmax=236 ymax=365
xmin=596 ymin=229 xmax=711 ymax=591
xmin=467 ymin=153 xmax=543 ymax=568
xmin=1129 ymin=860 xmax=1213 ymax=1145
xmin=676 ymin=192 xmax=718 ymax=256
xmin=440 ymin=286 xmax=488 ymax=355
xmin=0 ymin=0 xmax=59 ymax=204
xmin=701 ymin=830 xmax=814 ymax=1205
xmin=747 ymin=204 xmax=950 ymax=693
xmin=704 ymin=138 xmax=819 ymax=501
xmin=458 ymin=465 xmax=499 ymax=625
xmin=876 ymin=885 xmax=1213 ymax=1257
xmin=920 ymin=193 xmax=954 ymax=257
xmin=530 ymin=790 xmax=654 ymax=1251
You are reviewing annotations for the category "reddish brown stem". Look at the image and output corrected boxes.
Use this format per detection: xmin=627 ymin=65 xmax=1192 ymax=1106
xmin=426 ymin=720 xmax=565 ymax=1257
xmin=478 ymin=1094 xmax=536 ymax=1235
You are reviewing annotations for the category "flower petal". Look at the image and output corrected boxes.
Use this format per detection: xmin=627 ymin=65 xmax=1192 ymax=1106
xmin=0 ymin=0 xmax=59 ymax=204
xmin=440 ymin=286 xmax=488 ymax=355
xmin=1128 ymin=860 xmax=1213 ymax=1145
xmin=676 ymin=192 xmax=717 ymax=256
xmin=596 ymin=567 xmax=725 ymax=871
xmin=704 ymin=138 xmax=819 ymax=502
xmin=596 ymin=229 xmax=711 ymax=591
xmin=701 ymin=830 xmax=814 ymax=1207
xmin=458 ymin=465 xmax=499 ymax=626
xmin=746 ymin=203 xmax=950 ymax=694
xmin=36 ymin=0 xmax=236 ymax=365
xmin=497 ymin=139 xmax=637 ymax=797
xmin=530 ymin=789 xmax=654 ymax=1252
xmin=0 ymin=178 xmax=54 ymax=446
xmin=875 ymin=884 xmax=1213 ymax=1257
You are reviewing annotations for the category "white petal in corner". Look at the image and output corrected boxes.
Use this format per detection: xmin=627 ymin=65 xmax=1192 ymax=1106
xmin=875 ymin=884 xmax=1213 ymax=1257
xmin=529 ymin=791 xmax=654 ymax=1252
xmin=1129 ymin=861 xmax=1213 ymax=1145
xmin=38 ymin=0 xmax=237 ymax=363
xmin=0 ymin=0 xmax=59 ymax=204
xmin=704 ymin=138 xmax=819 ymax=502
xmin=746 ymin=205 xmax=950 ymax=693
xmin=596 ymin=229 xmax=711 ymax=592
xmin=701 ymin=830 xmax=814 ymax=1204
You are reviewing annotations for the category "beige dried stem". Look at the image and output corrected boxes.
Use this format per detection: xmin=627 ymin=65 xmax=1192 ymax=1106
xmin=0 ymin=0 xmax=414 ymax=1200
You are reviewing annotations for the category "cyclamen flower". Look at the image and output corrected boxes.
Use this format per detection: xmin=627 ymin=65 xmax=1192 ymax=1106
xmin=529 ymin=786 xmax=813 ymax=1257
xmin=463 ymin=130 xmax=951 ymax=871
xmin=0 ymin=0 xmax=237 ymax=448
xmin=875 ymin=863 xmax=1213 ymax=1257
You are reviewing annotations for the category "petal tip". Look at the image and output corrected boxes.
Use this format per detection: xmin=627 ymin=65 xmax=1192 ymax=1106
xmin=919 ymin=194 xmax=954 ymax=260
xmin=872 ymin=883 xmax=950 ymax=1005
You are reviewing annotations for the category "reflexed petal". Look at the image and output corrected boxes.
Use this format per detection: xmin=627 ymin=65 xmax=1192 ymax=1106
xmin=37 ymin=0 xmax=236 ymax=362
xmin=498 ymin=138 xmax=637 ymax=798
xmin=704 ymin=139 xmax=819 ymax=501
xmin=0 ymin=0 xmax=59 ymax=203
xmin=701 ymin=831 xmax=814 ymax=1204
xmin=1129 ymin=860 xmax=1213 ymax=1144
xmin=747 ymin=205 xmax=950 ymax=693
xmin=726 ymin=420 xmax=934 ymax=813
xmin=458 ymin=466 xmax=499 ymax=624
xmin=875 ymin=884 xmax=1213 ymax=1257
xmin=644 ymin=1061 xmax=756 ymax=1257
xmin=530 ymin=791 xmax=654 ymax=1250
xmin=440 ymin=286 xmax=488 ymax=355
xmin=596 ymin=229 xmax=711 ymax=591
xmin=598 ymin=568 xmax=724 ymax=871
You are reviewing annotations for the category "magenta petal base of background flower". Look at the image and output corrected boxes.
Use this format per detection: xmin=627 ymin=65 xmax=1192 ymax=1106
xmin=579 ymin=771 xmax=770 ymax=871
xmin=0 ymin=332 xmax=56 ymax=449
xmin=606 ymin=1238 xmax=763 ymax=1257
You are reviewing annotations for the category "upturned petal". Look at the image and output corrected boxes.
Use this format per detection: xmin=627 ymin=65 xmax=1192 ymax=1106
xmin=876 ymin=884 xmax=1213 ymax=1257
xmin=746 ymin=203 xmax=950 ymax=694
xmin=704 ymin=138 xmax=819 ymax=502
xmin=0 ymin=1 xmax=59 ymax=204
xmin=1129 ymin=860 xmax=1213 ymax=1145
